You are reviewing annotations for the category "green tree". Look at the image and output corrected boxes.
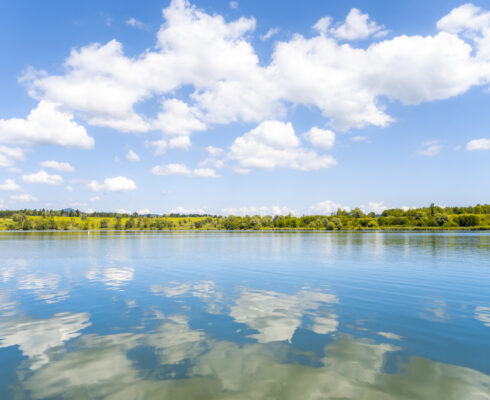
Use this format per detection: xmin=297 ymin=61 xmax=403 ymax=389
xmin=434 ymin=213 xmax=449 ymax=226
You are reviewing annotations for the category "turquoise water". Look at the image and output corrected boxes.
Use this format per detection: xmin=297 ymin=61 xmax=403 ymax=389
xmin=0 ymin=231 xmax=489 ymax=399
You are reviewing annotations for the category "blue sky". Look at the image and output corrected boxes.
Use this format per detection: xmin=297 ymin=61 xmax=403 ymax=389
xmin=0 ymin=0 xmax=489 ymax=215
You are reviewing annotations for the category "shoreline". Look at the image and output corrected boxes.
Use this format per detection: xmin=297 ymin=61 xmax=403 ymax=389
xmin=0 ymin=227 xmax=489 ymax=233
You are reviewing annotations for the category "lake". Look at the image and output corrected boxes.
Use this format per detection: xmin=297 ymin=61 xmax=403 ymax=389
xmin=0 ymin=231 xmax=489 ymax=399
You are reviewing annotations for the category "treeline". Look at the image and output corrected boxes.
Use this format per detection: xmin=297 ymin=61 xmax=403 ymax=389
xmin=0 ymin=204 xmax=489 ymax=231
xmin=0 ymin=209 xmax=216 ymax=219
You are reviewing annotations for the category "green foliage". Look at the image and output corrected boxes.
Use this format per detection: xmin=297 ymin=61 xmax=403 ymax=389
xmin=453 ymin=214 xmax=480 ymax=227
xmin=0 ymin=205 xmax=488 ymax=231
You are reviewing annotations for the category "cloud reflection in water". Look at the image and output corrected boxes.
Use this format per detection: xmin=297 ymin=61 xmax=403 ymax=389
xmin=0 ymin=312 xmax=91 ymax=370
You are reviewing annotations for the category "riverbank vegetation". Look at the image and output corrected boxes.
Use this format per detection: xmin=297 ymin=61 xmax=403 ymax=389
xmin=0 ymin=204 xmax=489 ymax=231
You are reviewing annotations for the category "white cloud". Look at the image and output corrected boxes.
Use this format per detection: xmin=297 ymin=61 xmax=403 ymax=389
xmin=229 ymin=1 xmax=238 ymax=9
xmin=310 ymin=200 xmax=350 ymax=215
xmin=9 ymin=1 xmax=490 ymax=141
xmin=86 ymin=266 xmax=134 ymax=289
xmin=147 ymin=139 xmax=168 ymax=155
xmin=87 ymin=176 xmax=136 ymax=192
xmin=66 ymin=186 xmax=73 ymax=192
xmin=466 ymin=138 xmax=490 ymax=150
xmin=125 ymin=149 xmax=140 ymax=162
xmin=437 ymin=4 xmax=487 ymax=33
xmin=0 ymin=179 xmax=21 ymax=191
xmin=0 ymin=146 xmax=25 ymax=168
xmin=326 ymin=8 xmax=387 ymax=40
xmin=418 ymin=140 xmax=443 ymax=156
xmin=0 ymin=312 xmax=90 ymax=370
xmin=169 ymin=135 xmax=191 ymax=149
xmin=437 ymin=4 xmax=490 ymax=59
xmin=229 ymin=120 xmax=336 ymax=171
xmin=230 ymin=288 xmax=338 ymax=343
xmin=0 ymin=101 xmax=94 ymax=148
xmin=206 ymin=146 xmax=224 ymax=157
xmin=221 ymin=205 xmax=298 ymax=216
xmin=193 ymin=168 xmax=217 ymax=177
xmin=90 ymin=196 xmax=100 ymax=201
xmin=151 ymin=163 xmax=191 ymax=176
xmin=171 ymin=206 xmax=205 ymax=214
xmin=200 ymin=146 xmax=225 ymax=169
xmin=10 ymin=194 xmax=38 ymax=202
xmin=126 ymin=17 xmax=146 ymax=29
xmin=154 ymin=99 xmax=206 ymax=136
xmin=39 ymin=160 xmax=74 ymax=172
xmin=259 ymin=27 xmax=279 ymax=41
xmin=361 ymin=201 xmax=387 ymax=214
xmin=151 ymin=163 xmax=217 ymax=177
xmin=137 ymin=208 xmax=151 ymax=215
xmin=303 ymin=127 xmax=335 ymax=150
xmin=22 ymin=170 xmax=63 ymax=185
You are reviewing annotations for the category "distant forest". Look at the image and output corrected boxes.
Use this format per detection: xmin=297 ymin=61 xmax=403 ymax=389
xmin=0 ymin=204 xmax=489 ymax=231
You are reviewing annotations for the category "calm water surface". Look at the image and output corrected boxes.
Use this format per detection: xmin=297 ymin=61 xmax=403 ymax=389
xmin=0 ymin=231 xmax=489 ymax=399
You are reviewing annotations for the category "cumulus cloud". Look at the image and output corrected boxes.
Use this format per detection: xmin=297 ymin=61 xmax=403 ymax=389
xmin=437 ymin=4 xmax=490 ymax=59
xmin=22 ymin=170 xmax=63 ymax=185
xmin=125 ymin=149 xmax=140 ymax=162
xmin=87 ymin=176 xmax=136 ymax=192
xmin=361 ymin=201 xmax=387 ymax=214
xmin=326 ymin=8 xmax=387 ymax=40
xmin=4 ymin=0 xmax=490 ymax=171
xmin=310 ymin=200 xmax=350 ymax=215
xmin=171 ymin=206 xmax=205 ymax=214
xmin=154 ymin=99 xmax=206 ymax=136
xmin=0 ymin=101 xmax=94 ymax=148
xmin=199 ymin=146 xmax=225 ymax=169
xmin=150 ymin=163 xmax=217 ymax=177
xmin=466 ymin=138 xmax=490 ymax=150
xmin=221 ymin=205 xmax=298 ymax=216
xmin=0 ymin=179 xmax=21 ymax=191
xmin=9 ymin=1 xmax=490 ymax=142
xmin=229 ymin=120 xmax=336 ymax=172
xmin=147 ymin=139 xmax=168 ymax=155
xmin=10 ymin=194 xmax=38 ymax=202
xmin=303 ymin=127 xmax=335 ymax=149
xmin=39 ymin=160 xmax=74 ymax=172
xmin=169 ymin=135 xmax=191 ymax=149
xmin=0 ymin=145 xmax=25 ymax=168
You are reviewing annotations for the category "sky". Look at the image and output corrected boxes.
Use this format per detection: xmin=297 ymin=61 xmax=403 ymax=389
xmin=0 ymin=0 xmax=489 ymax=216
